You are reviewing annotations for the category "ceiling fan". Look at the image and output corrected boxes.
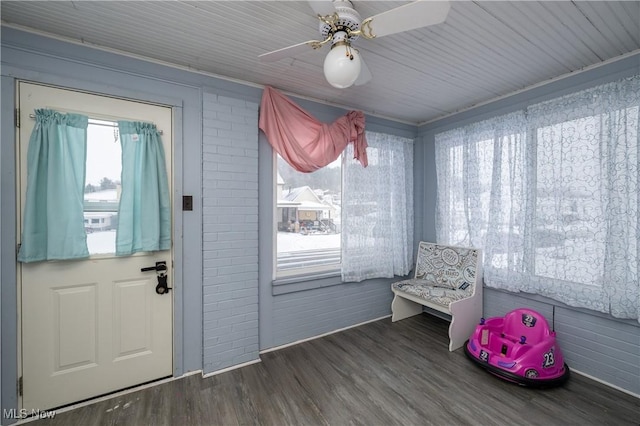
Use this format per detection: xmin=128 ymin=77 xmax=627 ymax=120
xmin=259 ymin=0 xmax=450 ymax=89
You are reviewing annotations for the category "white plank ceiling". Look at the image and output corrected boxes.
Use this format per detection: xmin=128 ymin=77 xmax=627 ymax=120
xmin=2 ymin=1 xmax=639 ymax=124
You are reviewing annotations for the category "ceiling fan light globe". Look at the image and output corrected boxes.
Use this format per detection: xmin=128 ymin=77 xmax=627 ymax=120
xmin=323 ymin=44 xmax=361 ymax=89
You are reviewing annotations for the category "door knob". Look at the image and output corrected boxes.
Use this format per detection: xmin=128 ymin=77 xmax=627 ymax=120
xmin=141 ymin=261 xmax=172 ymax=295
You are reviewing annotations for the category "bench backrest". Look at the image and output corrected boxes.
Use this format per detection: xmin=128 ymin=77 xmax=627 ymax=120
xmin=413 ymin=242 xmax=480 ymax=297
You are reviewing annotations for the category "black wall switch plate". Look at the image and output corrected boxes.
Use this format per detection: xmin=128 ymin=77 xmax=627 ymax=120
xmin=183 ymin=195 xmax=193 ymax=211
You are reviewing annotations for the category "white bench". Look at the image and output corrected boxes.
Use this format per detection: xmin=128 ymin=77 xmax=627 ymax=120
xmin=391 ymin=242 xmax=483 ymax=351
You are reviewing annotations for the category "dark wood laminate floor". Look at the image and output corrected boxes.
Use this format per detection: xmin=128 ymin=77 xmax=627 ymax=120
xmin=28 ymin=314 xmax=639 ymax=426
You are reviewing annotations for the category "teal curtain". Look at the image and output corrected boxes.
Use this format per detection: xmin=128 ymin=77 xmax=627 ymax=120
xmin=116 ymin=121 xmax=170 ymax=256
xmin=18 ymin=109 xmax=89 ymax=262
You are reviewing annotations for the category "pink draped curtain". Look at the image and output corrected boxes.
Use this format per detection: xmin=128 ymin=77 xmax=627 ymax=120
xmin=259 ymin=86 xmax=368 ymax=173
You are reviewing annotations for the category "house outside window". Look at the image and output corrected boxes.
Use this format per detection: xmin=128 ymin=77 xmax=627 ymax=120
xmin=82 ymin=119 xmax=121 ymax=253
xmin=275 ymin=153 xmax=342 ymax=277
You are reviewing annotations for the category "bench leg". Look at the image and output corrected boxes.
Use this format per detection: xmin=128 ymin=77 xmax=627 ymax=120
xmin=391 ymin=295 xmax=423 ymax=322
xmin=448 ymin=316 xmax=469 ymax=352
xmin=449 ymin=299 xmax=483 ymax=351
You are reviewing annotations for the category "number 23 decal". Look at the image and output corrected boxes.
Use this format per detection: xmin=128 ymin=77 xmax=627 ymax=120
xmin=543 ymin=348 xmax=555 ymax=368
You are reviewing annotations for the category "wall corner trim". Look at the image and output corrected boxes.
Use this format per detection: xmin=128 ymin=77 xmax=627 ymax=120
xmin=200 ymin=359 xmax=262 ymax=379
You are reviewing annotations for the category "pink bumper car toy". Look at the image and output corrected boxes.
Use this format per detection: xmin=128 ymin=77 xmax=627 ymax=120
xmin=464 ymin=308 xmax=570 ymax=387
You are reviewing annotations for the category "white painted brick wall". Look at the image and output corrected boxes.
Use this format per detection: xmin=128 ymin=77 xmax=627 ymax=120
xmin=202 ymin=91 xmax=260 ymax=373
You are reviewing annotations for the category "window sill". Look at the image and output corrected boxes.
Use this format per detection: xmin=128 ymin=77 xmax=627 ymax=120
xmin=272 ymin=270 xmax=343 ymax=295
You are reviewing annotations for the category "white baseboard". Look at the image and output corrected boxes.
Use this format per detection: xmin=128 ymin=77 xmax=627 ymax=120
xmin=260 ymin=314 xmax=392 ymax=354
xmin=571 ymin=368 xmax=640 ymax=399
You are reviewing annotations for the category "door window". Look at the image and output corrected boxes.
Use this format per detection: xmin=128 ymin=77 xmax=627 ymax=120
xmin=84 ymin=119 xmax=122 ymax=255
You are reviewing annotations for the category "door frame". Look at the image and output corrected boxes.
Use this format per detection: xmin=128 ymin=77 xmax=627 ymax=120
xmin=12 ymin=79 xmax=184 ymax=410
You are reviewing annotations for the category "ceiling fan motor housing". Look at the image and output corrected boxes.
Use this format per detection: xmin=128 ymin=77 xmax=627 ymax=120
xmin=319 ymin=0 xmax=362 ymax=43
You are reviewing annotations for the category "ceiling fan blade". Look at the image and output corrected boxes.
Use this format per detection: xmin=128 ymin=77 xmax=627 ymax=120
xmin=308 ymin=0 xmax=337 ymax=17
xmin=259 ymin=40 xmax=322 ymax=63
xmin=364 ymin=1 xmax=450 ymax=38
xmin=354 ymin=55 xmax=372 ymax=86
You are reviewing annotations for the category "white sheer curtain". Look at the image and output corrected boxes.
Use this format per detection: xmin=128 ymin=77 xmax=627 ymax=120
xmin=435 ymin=75 xmax=639 ymax=322
xmin=341 ymin=131 xmax=414 ymax=282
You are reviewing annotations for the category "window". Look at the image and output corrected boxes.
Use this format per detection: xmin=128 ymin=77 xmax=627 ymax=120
xmin=341 ymin=132 xmax=414 ymax=282
xmin=83 ymin=119 xmax=121 ymax=255
xmin=275 ymin=153 xmax=342 ymax=277
xmin=533 ymin=115 xmax=607 ymax=286
xmin=273 ymin=131 xmax=415 ymax=282
xmin=435 ymin=76 xmax=639 ymax=321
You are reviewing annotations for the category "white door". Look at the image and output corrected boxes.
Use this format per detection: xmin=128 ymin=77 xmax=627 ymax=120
xmin=18 ymin=82 xmax=173 ymax=410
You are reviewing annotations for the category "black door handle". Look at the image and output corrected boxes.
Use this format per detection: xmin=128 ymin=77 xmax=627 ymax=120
xmin=141 ymin=261 xmax=171 ymax=295
xmin=141 ymin=261 xmax=167 ymax=273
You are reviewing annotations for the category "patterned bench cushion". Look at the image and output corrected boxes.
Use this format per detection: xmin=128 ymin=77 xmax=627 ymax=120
xmin=392 ymin=279 xmax=471 ymax=308
xmin=414 ymin=243 xmax=478 ymax=291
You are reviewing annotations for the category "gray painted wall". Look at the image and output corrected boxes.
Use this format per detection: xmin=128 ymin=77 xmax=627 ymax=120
xmin=417 ymin=53 xmax=640 ymax=396
xmin=270 ymin=278 xmax=395 ymax=348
